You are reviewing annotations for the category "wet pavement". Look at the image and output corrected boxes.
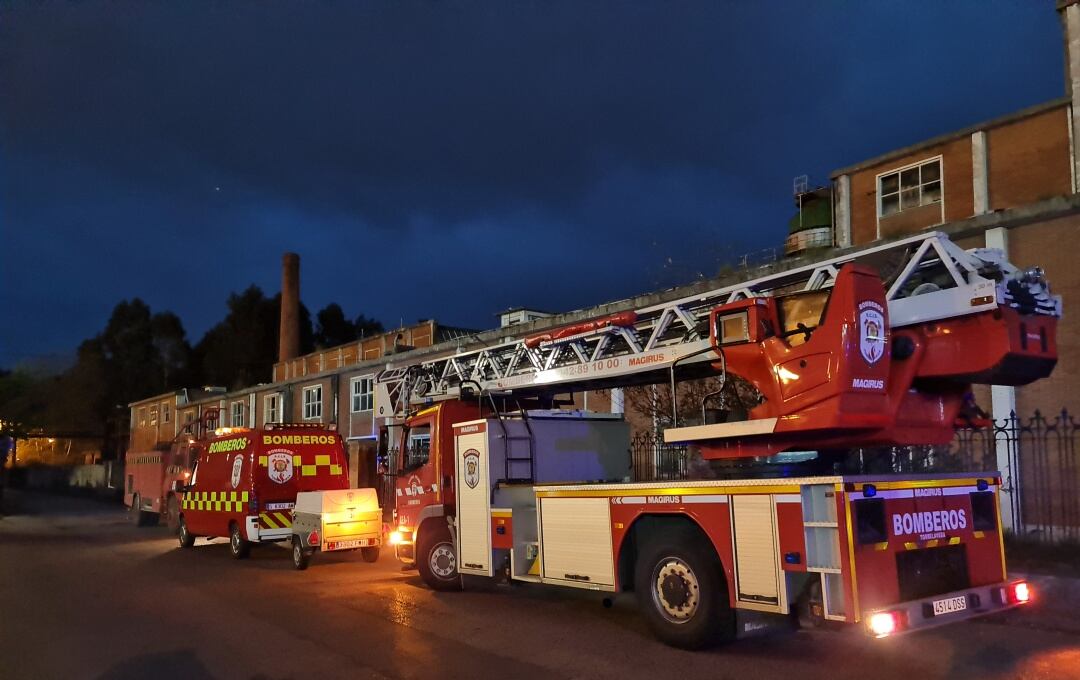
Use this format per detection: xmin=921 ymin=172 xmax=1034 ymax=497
xmin=2 ymin=490 xmax=1079 ymax=680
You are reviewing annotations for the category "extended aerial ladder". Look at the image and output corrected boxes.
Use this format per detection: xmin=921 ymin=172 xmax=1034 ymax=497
xmin=378 ymin=232 xmax=1058 ymax=467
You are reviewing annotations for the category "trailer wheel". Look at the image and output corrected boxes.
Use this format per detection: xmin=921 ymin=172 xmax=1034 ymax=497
xmin=361 ymin=546 xmax=380 ymax=563
xmin=635 ymin=530 xmax=734 ymax=649
xmin=228 ymin=522 xmax=251 ymax=560
xmin=166 ymin=496 xmax=181 ymax=535
xmin=292 ymin=536 xmax=311 ymax=570
xmin=178 ymin=516 xmax=195 ymax=549
xmin=417 ymin=526 xmax=461 ymax=591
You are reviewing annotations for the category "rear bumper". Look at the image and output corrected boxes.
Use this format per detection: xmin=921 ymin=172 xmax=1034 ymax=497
xmin=863 ymin=579 xmax=1030 ymax=637
xmin=245 ymin=516 xmax=291 ymax=543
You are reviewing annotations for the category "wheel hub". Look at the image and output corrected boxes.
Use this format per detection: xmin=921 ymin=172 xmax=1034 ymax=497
xmin=431 ymin=544 xmax=456 ymax=578
xmin=652 ymin=557 xmax=700 ymax=623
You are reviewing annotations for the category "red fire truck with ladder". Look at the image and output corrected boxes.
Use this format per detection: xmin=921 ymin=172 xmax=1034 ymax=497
xmin=374 ymin=231 xmax=1057 ymax=649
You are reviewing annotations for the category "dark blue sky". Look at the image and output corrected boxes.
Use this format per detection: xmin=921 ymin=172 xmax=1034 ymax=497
xmin=0 ymin=2 xmax=1065 ymax=368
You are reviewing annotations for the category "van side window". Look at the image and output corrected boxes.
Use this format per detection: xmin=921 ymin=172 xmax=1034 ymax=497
xmin=402 ymin=425 xmax=432 ymax=472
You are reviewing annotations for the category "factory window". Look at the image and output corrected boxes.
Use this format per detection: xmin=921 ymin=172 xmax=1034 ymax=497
xmin=877 ymin=157 xmax=942 ymax=218
xmin=231 ymin=400 xmax=246 ymax=428
xmin=149 ymin=405 xmax=158 ymax=426
xmin=303 ymin=385 xmax=323 ymax=420
xmin=162 ymin=403 xmax=171 ymax=424
xmin=264 ymin=393 xmax=281 ymax=425
xmin=138 ymin=407 xmax=147 ymax=427
xmin=351 ymin=376 xmax=374 ymax=412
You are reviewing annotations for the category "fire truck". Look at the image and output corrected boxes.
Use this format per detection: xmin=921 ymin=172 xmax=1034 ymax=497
xmin=124 ymin=408 xmax=221 ymax=531
xmin=375 ymin=231 xmax=1056 ymax=648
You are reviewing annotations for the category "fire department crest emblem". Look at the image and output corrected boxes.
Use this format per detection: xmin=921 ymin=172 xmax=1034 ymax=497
xmin=230 ymin=455 xmax=244 ymax=489
xmin=463 ymin=449 xmax=481 ymax=490
xmin=859 ymin=305 xmax=886 ymax=365
xmin=267 ymin=450 xmax=294 ymax=484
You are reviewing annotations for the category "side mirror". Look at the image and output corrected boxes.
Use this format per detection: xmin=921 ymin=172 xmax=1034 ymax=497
xmin=174 ymin=481 xmax=190 ymax=493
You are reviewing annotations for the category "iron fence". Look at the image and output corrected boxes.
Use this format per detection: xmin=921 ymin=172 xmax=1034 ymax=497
xmin=630 ymin=409 xmax=1080 ymax=544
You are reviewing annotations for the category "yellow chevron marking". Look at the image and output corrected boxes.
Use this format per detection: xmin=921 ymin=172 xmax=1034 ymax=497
xmin=261 ymin=513 xmax=279 ymax=529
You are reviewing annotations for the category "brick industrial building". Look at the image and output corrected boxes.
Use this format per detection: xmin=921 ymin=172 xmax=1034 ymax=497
xmin=129 ymin=2 xmax=1080 ymax=536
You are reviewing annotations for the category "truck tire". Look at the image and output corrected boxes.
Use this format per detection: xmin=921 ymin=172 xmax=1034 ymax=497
xmin=130 ymin=494 xmax=156 ymax=527
xmin=292 ymin=536 xmax=311 ymax=571
xmin=178 ymin=516 xmax=196 ymax=549
xmin=417 ymin=525 xmax=461 ymax=591
xmin=166 ymin=495 xmax=181 ymax=535
xmin=229 ymin=522 xmax=251 ymax=560
xmin=130 ymin=494 xmax=143 ymax=526
xmin=361 ymin=546 xmax=380 ymax=563
xmin=634 ymin=529 xmax=734 ymax=649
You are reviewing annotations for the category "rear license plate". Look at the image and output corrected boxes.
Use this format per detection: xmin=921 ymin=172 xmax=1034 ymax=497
xmin=325 ymin=538 xmax=374 ymax=551
xmin=932 ymin=595 xmax=968 ymax=616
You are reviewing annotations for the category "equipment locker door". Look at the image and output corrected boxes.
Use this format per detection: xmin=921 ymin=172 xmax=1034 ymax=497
xmin=731 ymin=494 xmax=782 ymax=611
xmin=455 ymin=425 xmax=492 ymax=576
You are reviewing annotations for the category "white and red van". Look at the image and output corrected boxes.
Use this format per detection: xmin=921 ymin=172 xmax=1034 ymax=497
xmin=177 ymin=423 xmax=349 ymax=559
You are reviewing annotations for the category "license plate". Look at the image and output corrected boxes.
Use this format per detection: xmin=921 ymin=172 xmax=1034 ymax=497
xmin=932 ymin=595 xmax=968 ymax=616
xmin=325 ymin=538 xmax=374 ymax=551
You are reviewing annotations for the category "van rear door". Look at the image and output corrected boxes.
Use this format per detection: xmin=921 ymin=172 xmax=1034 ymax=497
xmin=256 ymin=430 xmax=349 ymax=524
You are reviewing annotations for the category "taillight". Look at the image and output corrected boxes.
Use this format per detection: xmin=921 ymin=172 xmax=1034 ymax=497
xmin=1010 ymin=581 xmax=1032 ymax=604
xmin=249 ymin=494 xmax=258 ymax=513
xmin=868 ymin=611 xmax=904 ymax=638
xmin=307 ymin=530 xmax=320 ymax=547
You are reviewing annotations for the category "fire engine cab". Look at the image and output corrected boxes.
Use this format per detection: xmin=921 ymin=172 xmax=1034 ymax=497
xmin=177 ymin=423 xmax=363 ymax=561
xmin=376 ymin=232 xmax=1054 ymax=649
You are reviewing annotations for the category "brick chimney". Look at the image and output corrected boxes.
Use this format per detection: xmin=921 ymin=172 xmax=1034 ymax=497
xmin=279 ymin=253 xmax=301 ymax=363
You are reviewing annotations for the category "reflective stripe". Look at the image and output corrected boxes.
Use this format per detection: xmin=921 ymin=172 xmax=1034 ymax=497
xmin=182 ymin=490 xmax=250 ymax=513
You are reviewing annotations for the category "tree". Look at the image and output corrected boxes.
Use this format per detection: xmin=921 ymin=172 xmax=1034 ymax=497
xmin=192 ymin=286 xmax=314 ymax=389
xmin=353 ymin=314 xmax=384 ymax=339
xmin=624 ymin=375 xmax=762 ymax=432
xmin=314 ymin=303 xmax=357 ymax=348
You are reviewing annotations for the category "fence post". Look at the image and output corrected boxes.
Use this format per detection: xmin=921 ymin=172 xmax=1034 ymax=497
xmin=991 ymin=385 xmax=1018 ymax=532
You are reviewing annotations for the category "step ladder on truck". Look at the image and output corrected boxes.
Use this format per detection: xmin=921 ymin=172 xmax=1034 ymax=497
xmin=375 ymin=231 xmax=1057 ymax=649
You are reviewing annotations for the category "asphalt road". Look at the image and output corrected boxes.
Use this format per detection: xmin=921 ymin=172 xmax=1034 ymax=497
xmin=1 ymin=491 xmax=1079 ymax=680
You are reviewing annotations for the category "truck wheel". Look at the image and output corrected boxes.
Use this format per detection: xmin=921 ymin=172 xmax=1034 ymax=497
xmin=130 ymin=495 xmax=144 ymax=526
xmin=178 ymin=516 xmax=196 ymax=549
xmin=166 ymin=496 xmax=181 ymax=535
xmin=292 ymin=536 xmax=311 ymax=571
xmin=361 ymin=546 xmax=380 ymax=563
xmin=131 ymin=494 xmax=157 ymax=528
xmin=417 ymin=526 xmax=461 ymax=591
xmin=635 ymin=530 xmax=734 ymax=649
xmin=228 ymin=522 xmax=251 ymax=560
